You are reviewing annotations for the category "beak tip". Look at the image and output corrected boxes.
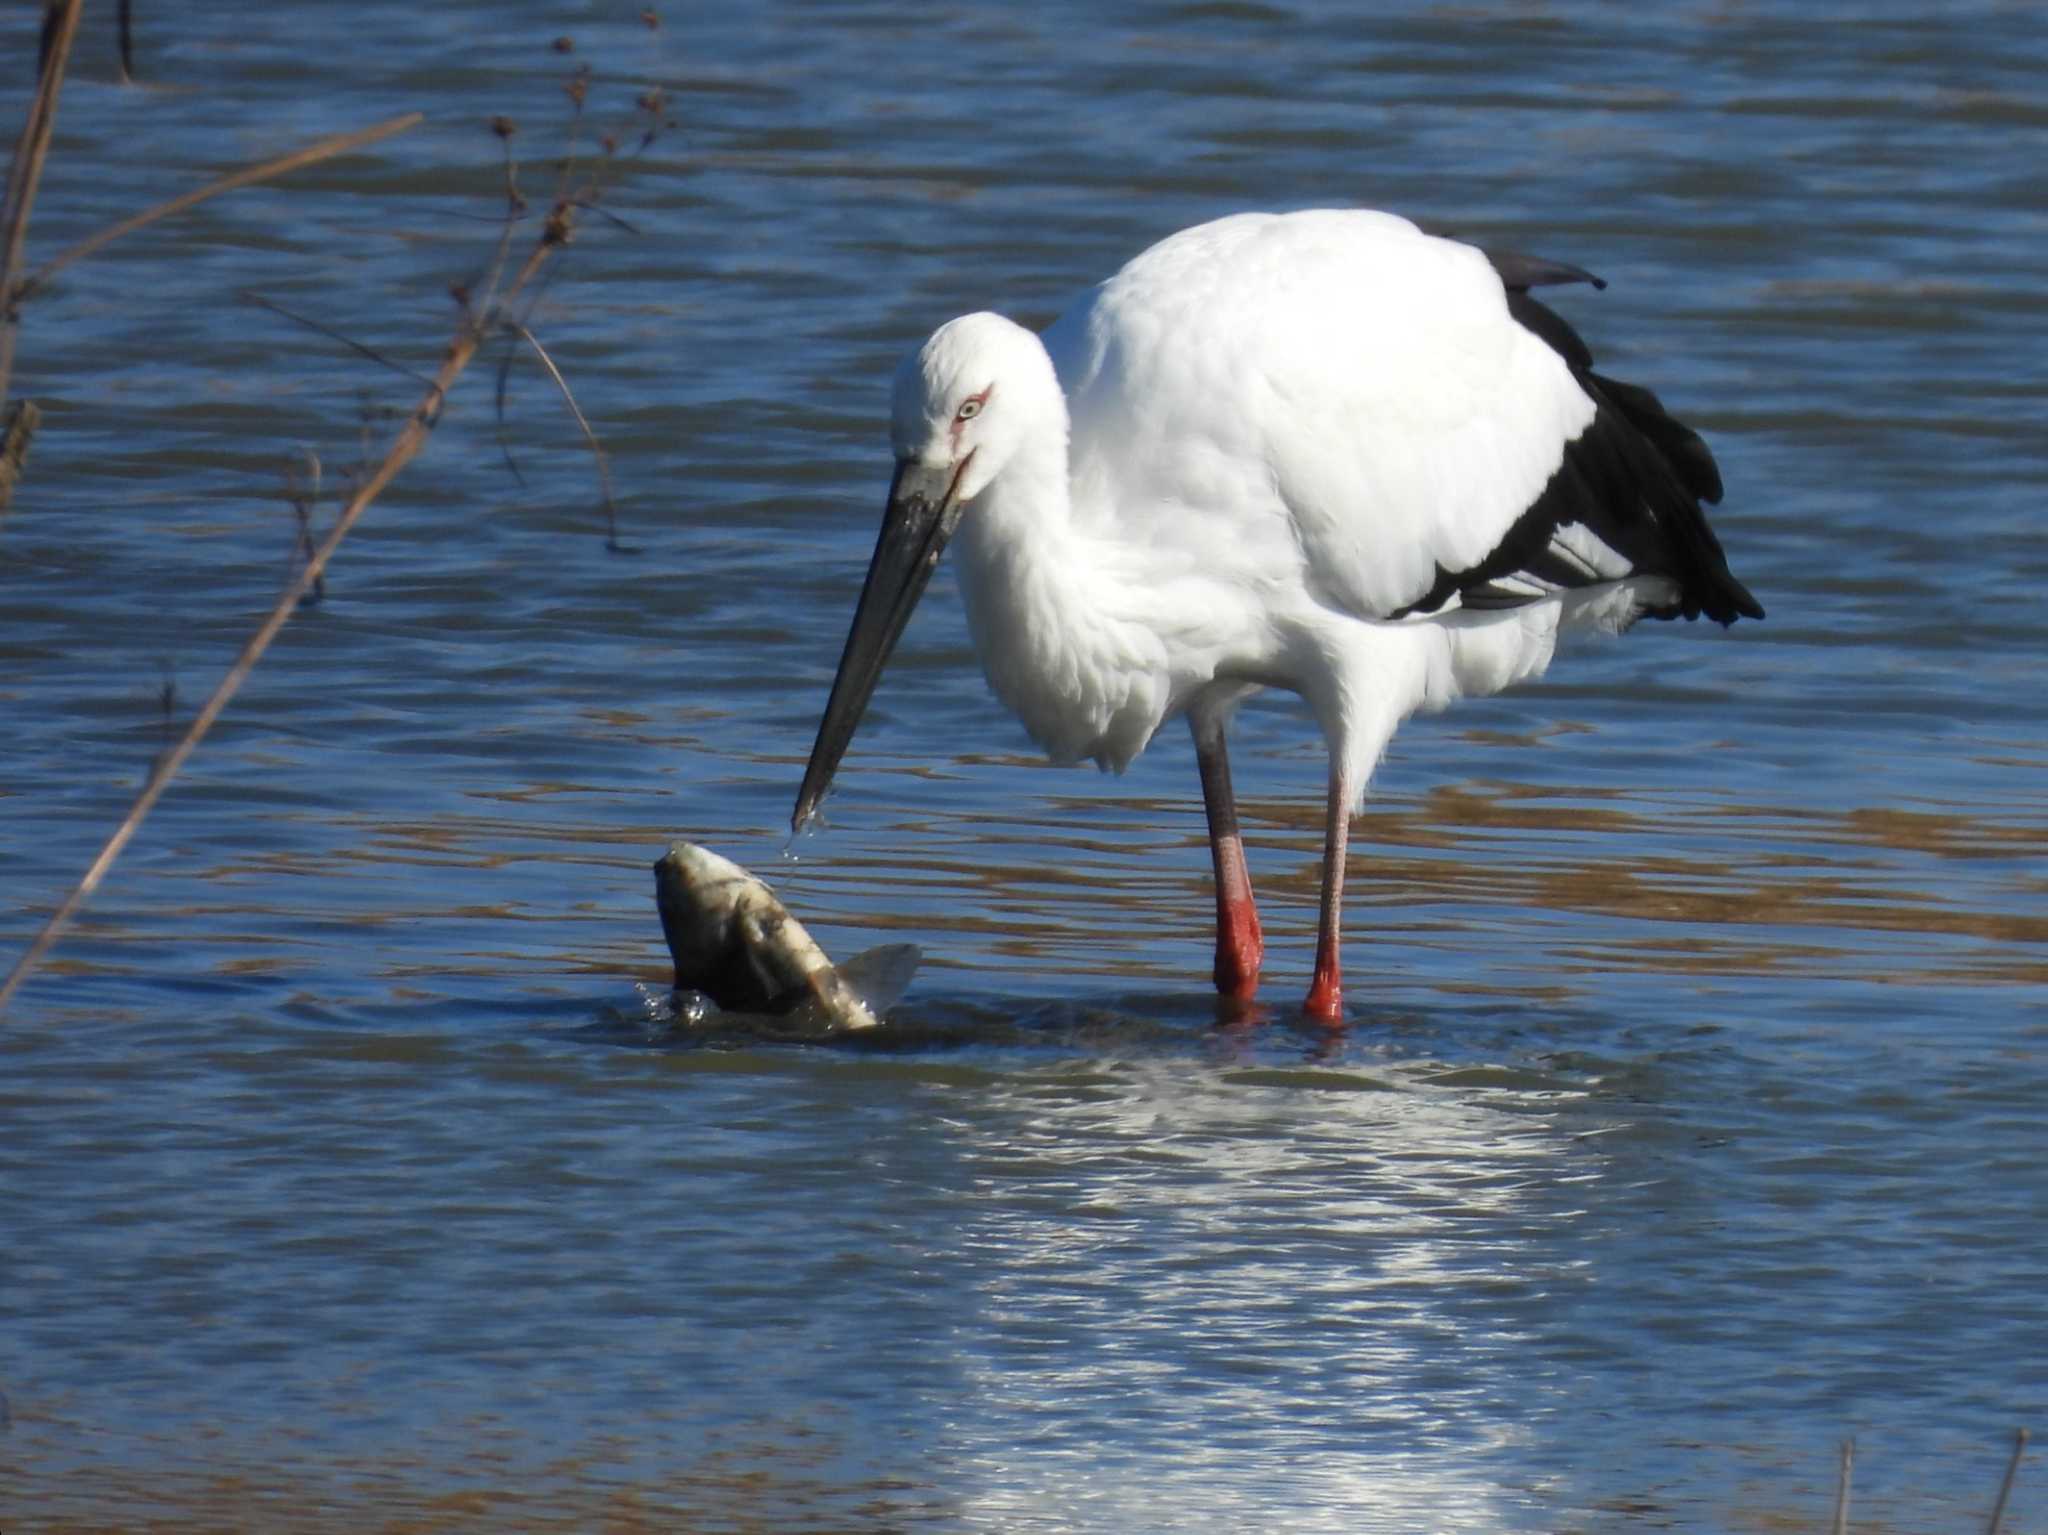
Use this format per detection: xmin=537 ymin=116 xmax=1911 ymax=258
xmin=793 ymin=454 xmax=965 ymax=845
xmin=792 ymin=764 xmax=838 ymax=836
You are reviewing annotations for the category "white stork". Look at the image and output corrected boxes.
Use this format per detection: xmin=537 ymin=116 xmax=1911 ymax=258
xmin=793 ymin=209 xmax=1761 ymax=1024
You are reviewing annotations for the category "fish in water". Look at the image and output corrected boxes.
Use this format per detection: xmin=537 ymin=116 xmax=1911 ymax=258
xmin=652 ymin=842 xmax=916 ymax=1033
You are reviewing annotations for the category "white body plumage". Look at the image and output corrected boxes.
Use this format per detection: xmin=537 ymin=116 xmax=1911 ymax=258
xmin=940 ymin=210 xmax=1669 ymax=803
xmin=798 ymin=207 xmax=1757 ymax=1021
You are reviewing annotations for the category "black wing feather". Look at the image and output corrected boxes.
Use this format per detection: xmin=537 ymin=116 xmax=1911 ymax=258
xmin=1504 ymin=288 xmax=1594 ymax=371
xmin=1392 ymin=251 xmax=1761 ymax=627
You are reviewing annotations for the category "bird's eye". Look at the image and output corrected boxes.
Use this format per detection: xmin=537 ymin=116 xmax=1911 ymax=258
xmin=956 ymin=398 xmax=983 ymax=422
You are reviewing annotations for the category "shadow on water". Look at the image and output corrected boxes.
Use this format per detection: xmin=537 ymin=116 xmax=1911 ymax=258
xmin=567 ymin=973 xmax=1689 ymax=1110
xmin=572 ymin=984 xmax=1370 ymax=1058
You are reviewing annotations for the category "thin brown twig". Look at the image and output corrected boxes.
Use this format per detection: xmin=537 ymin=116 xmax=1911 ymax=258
xmin=569 ymin=196 xmax=641 ymax=237
xmin=0 ymin=397 xmax=38 ymax=518
xmin=491 ymin=343 xmax=530 ymax=489
xmin=464 ymin=119 xmax=528 ymax=328
xmin=506 ymin=318 xmax=628 ymax=551
xmin=286 ymin=446 xmax=324 ymax=604
xmin=10 ymin=3 xmax=78 ymax=240
xmin=150 ymin=661 xmax=177 ymax=775
xmin=0 ymin=0 xmax=87 ymax=406
xmin=240 ymin=291 xmax=437 ymax=387
xmin=15 ymin=112 xmax=425 ymax=307
xmin=512 ymin=237 xmax=575 ymax=323
xmin=633 ymin=87 xmax=671 ymax=157
xmin=1987 ymin=1427 xmax=2029 ymax=1535
xmin=117 ymin=0 xmax=138 ymax=85
xmin=0 ymin=208 xmax=576 ymax=1015
xmin=553 ymin=64 xmax=592 ymax=210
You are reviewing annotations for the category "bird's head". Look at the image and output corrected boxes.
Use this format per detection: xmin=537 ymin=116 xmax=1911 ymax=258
xmin=792 ymin=311 xmax=1058 ymax=833
xmin=888 ymin=311 xmax=1057 ymax=503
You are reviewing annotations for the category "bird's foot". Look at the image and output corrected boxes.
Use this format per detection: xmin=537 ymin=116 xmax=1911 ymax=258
xmin=1212 ymin=913 xmax=1263 ymax=1000
xmin=1212 ymin=955 xmax=1262 ymax=999
xmin=1302 ymin=971 xmax=1344 ymax=1027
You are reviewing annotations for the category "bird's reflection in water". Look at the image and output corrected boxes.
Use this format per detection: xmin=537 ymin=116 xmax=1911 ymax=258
xmin=882 ymin=1027 xmax=1611 ymax=1530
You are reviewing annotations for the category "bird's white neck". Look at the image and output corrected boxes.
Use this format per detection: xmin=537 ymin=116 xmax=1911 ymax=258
xmin=949 ymin=402 xmax=1165 ymax=770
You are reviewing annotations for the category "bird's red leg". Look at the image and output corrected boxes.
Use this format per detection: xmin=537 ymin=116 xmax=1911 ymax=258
xmin=1190 ymin=714 xmax=1262 ymax=999
xmin=1303 ymin=764 xmax=1353 ymax=1026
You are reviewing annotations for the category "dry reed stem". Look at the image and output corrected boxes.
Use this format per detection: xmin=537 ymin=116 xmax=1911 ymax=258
xmin=242 ymin=290 xmax=436 ymax=387
xmin=0 ymin=211 xmax=573 ymax=1014
xmin=117 ymin=0 xmax=138 ymax=84
xmin=1987 ymin=1427 xmax=2028 ymax=1535
xmin=0 ymin=0 xmax=86 ymax=407
xmin=0 ymin=398 xmax=38 ymax=517
xmin=507 ymin=318 xmax=623 ymax=550
xmin=16 ymin=111 xmax=425 ymax=306
xmin=1831 ymin=1437 xmax=1853 ymax=1535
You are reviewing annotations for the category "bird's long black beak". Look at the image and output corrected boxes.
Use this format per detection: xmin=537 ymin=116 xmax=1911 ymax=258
xmin=792 ymin=455 xmax=973 ymax=833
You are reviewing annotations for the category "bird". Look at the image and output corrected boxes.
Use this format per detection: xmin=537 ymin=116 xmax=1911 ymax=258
xmin=792 ymin=208 xmax=1761 ymax=1025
